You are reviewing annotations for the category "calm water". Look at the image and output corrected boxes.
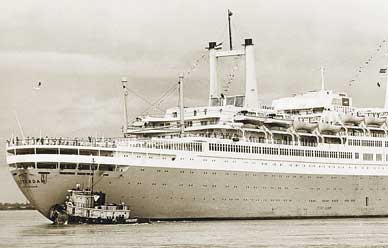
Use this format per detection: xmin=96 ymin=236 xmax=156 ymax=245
xmin=2 ymin=211 xmax=388 ymax=247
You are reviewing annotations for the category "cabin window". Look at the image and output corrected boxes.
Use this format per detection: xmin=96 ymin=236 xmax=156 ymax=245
xmin=362 ymin=153 xmax=373 ymax=161
xmin=16 ymin=162 xmax=35 ymax=169
xmin=36 ymin=148 xmax=58 ymax=154
xmin=100 ymin=150 xmax=113 ymax=157
xmin=60 ymin=149 xmax=78 ymax=155
xmin=99 ymin=164 xmax=115 ymax=171
xmin=7 ymin=149 xmax=16 ymax=156
xmin=235 ymin=96 xmax=245 ymax=107
xmin=37 ymin=162 xmax=57 ymax=169
xmin=79 ymin=149 xmax=98 ymax=156
xmin=78 ymin=163 xmax=92 ymax=170
xmin=15 ymin=148 xmax=35 ymax=155
xmin=60 ymin=163 xmax=76 ymax=170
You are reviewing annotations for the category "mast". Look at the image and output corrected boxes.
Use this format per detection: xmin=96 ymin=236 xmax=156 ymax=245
xmin=228 ymin=9 xmax=233 ymax=50
xmin=320 ymin=66 xmax=325 ymax=91
xmin=178 ymin=75 xmax=185 ymax=135
xmin=384 ymin=66 xmax=388 ymax=109
xmin=121 ymin=78 xmax=129 ymax=133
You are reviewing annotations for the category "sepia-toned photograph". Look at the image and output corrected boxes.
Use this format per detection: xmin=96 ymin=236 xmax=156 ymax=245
xmin=2 ymin=0 xmax=388 ymax=247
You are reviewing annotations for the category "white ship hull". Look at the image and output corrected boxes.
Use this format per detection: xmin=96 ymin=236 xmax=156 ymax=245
xmin=8 ymin=141 xmax=388 ymax=220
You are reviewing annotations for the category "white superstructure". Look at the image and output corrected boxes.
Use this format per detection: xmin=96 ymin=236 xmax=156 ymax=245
xmin=6 ymin=33 xmax=388 ymax=221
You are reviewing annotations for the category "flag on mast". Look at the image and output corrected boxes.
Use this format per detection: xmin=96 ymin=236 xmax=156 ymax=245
xmin=228 ymin=9 xmax=233 ymax=16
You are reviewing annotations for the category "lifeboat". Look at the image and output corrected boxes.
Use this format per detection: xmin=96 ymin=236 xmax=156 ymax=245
xmin=340 ymin=113 xmax=364 ymax=125
xmin=318 ymin=122 xmax=342 ymax=134
xmin=264 ymin=116 xmax=292 ymax=128
xmin=234 ymin=115 xmax=265 ymax=126
xmin=241 ymin=123 xmax=258 ymax=129
xmin=292 ymin=119 xmax=318 ymax=132
xmin=364 ymin=115 xmax=385 ymax=127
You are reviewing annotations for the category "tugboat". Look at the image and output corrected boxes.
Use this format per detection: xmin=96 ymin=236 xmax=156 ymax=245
xmin=49 ymin=185 xmax=138 ymax=224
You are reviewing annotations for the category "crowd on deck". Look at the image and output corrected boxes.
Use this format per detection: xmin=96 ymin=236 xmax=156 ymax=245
xmin=6 ymin=136 xmax=117 ymax=148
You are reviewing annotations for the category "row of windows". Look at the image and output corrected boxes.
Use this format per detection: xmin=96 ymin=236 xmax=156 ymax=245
xmin=142 ymin=182 xmax=385 ymax=191
xmin=9 ymin=148 xmax=113 ymax=156
xmin=124 ymin=195 xmax=366 ymax=205
xmin=138 ymin=168 xmax=387 ymax=178
xmin=130 ymin=141 xmax=202 ymax=152
xmin=10 ymin=162 xmax=115 ymax=171
xmin=209 ymin=143 xmax=353 ymax=159
xmin=349 ymin=139 xmax=383 ymax=147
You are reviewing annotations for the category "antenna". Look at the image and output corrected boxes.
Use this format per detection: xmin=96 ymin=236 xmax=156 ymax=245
xmin=228 ymin=9 xmax=233 ymax=50
xmin=178 ymin=75 xmax=185 ymax=136
xmin=121 ymin=77 xmax=129 ymax=134
xmin=320 ymin=66 xmax=325 ymax=91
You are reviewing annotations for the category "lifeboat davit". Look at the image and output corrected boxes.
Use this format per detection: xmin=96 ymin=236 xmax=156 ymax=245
xmin=340 ymin=113 xmax=364 ymax=125
xmin=364 ymin=115 xmax=385 ymax=127
xmin=292 ymin=120 xmax=318 ymax=132
xmin=318 ymin=122 xmax=342 ymax=133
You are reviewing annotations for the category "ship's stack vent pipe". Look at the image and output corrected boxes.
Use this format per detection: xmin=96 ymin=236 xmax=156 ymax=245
xmin=244 ymin=38 xmax=259 ymax=109
xmin=208 ymin=42 xmax=219 ymax=105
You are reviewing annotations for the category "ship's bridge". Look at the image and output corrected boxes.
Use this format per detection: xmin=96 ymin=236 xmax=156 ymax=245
xmin=272 ymin=90 xmax=353 ymax=113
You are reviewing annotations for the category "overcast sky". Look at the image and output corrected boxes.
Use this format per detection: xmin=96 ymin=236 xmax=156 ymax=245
xmin=1 ymin=0 xmax=388 ymax=202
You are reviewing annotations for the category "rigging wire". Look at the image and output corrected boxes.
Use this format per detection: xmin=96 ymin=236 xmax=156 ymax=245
xmin=125 ymin=87 xmax=164 ymax=112
xmin=126 ymin=16 xmax=234 ymax=125
xmin=348 ymin=39 xmax=387 ymax=87
xmin=222 ymin=56 xmax=243 ymax=93
xmin=140 ymin=83 xmax=179 ymax=116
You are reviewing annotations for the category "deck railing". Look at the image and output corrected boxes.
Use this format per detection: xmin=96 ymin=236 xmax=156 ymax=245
xmin=6 ymin=137 xmax=117 ymax=149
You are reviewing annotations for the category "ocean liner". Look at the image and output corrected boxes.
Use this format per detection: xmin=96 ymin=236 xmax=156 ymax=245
xmin=6 ymin=15 xmax=388 ymax=221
